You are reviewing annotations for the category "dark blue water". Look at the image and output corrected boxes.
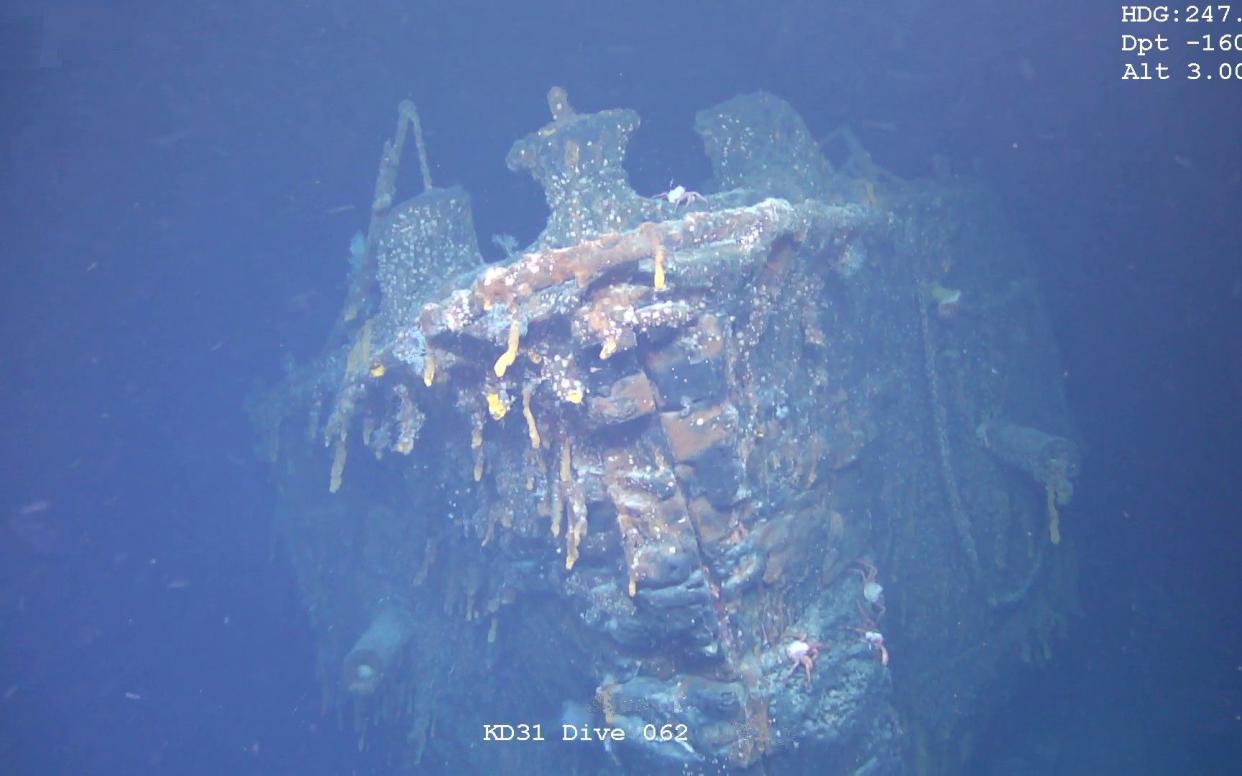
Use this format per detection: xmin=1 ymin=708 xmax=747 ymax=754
xmin=2 ymin=2 xmax=1237 ymax=773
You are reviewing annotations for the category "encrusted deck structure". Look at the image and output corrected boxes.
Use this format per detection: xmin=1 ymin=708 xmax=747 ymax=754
xmin=251 ymin=89 xmax=1082 ymax=773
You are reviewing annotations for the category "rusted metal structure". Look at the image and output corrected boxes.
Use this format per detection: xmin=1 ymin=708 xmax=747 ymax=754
xmin=250 ymin=88 xmax=1082 ymax=773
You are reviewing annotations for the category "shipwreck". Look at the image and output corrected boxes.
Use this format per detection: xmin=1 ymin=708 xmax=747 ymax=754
xmin=250 ymin=87 xmax=1082 ymax=773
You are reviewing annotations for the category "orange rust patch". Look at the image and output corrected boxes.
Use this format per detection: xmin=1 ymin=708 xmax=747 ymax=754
xmin=687 ymin=496 xmax=735 ymax=545
xmin=659 ymin=403 xmax=737 ymax=462
xmin=696 ymin=315 xmax=725 ymax=358
xmin=752 ymin=508 xmax=827 ymax=586
xmin=588 ymin=372 xmax=656 ymax=425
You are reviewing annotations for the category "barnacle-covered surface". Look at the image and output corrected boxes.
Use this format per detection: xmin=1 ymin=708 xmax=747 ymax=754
xmin=249 ymin=89 xmax=1083 ymax=773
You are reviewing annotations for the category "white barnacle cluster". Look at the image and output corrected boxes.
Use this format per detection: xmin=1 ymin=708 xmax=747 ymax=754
xmin=491 ymin=233 xmax=519 ymax=260
xmin=390 ymin=328 xmax=427 ymax=368
xmin=736 ymin=222 xmax=764 ymax=251
xmin=835 ymin=240 xmax=866 ymax=278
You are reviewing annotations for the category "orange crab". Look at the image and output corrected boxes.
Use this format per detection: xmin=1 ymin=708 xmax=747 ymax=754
xmin=851 ymin=558 xmax=886 ymax=621
xmin=651 ymin=183 xmax=706 ymax=209
xmin=855 ymin=628 xmax=889 ymax=666
xmin=850 ymin=608 xmax=890 ymax=667
xmin=784 ymin=635 xmax=827 ymax=686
